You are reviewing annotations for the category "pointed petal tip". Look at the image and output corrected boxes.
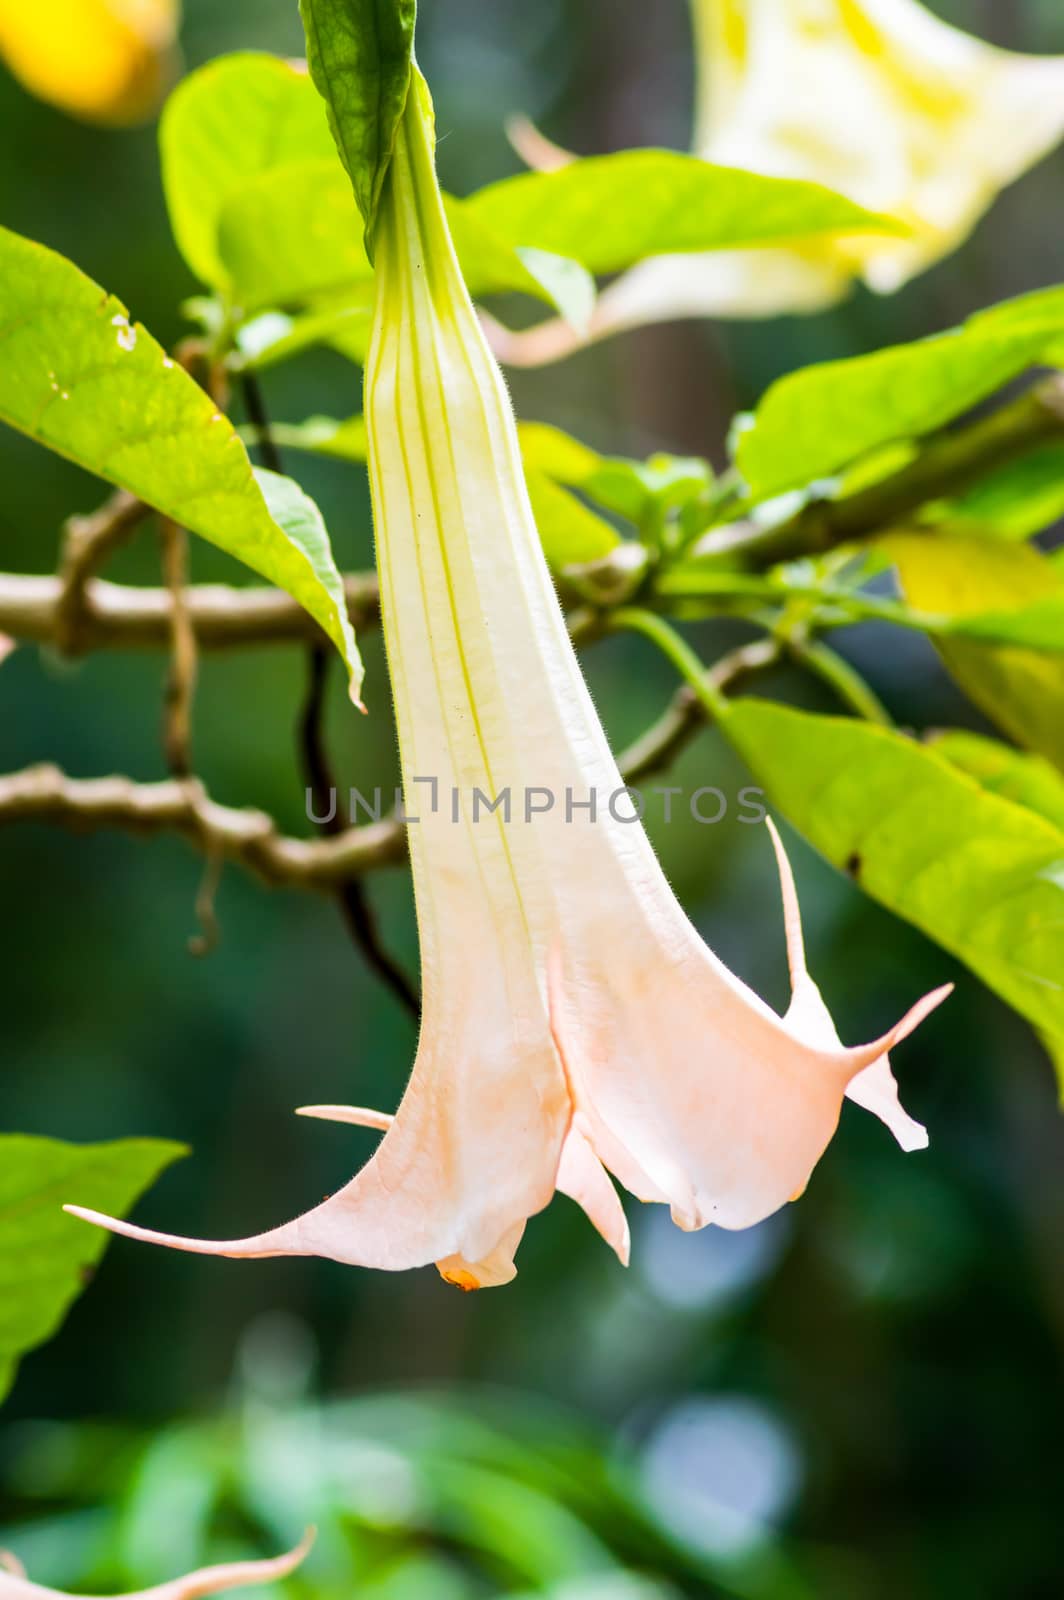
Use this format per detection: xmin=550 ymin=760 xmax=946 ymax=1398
xmin=295 ymin=1104 xmax=394 ymax=1131
xmin=845 ymin=981 xmax=953 ymax=1072
xmin=763 ymin=813 xmax=809 ymax=989
xmin=63 ymin=1205 xmax=283 ymax=1261
xmin=504 ymin=113 xmax=574 ymax=172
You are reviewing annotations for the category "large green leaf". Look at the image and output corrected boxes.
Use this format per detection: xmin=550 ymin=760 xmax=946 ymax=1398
xmin=0 ymin=226 xmax=362 ymax=697
xmin=931 ymin=444 xmax=1064 ymax=540
xmin=299 ymin=0 xmax=417 ymax=251
xmin=0 ymin=1136 xmax=185 ymax=1403
xmin=463 ymin=151 xmax=906 ymax=277
xmin=888 ymin=535 xmax=1064 ymax=772
xmin=931 ymin=730 xmax=1064 ymax=833
xmin=737 ymin=288 xmax=1064 ymax=500
xmin=722 ymin=699 xmax=1064 ymax=1055
xmin=523 ymin=473 xmax=621 ymax=569
xmin=161 ymin=53 xmax=338 ymax=290
xmin=216 ymin=159 xmax=594 ymax=321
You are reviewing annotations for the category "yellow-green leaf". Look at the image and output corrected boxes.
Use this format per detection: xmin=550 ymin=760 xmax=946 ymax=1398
xmin=889 ymin=535 xmax=1064 ymax=772
xmin=722 ymin=699 xmax=1064 ymax=1052
xmin=161 ymin=53 xmax=338 ymax=290
xmin=0 ymin=226 xmax=363 ymax=697
xmin=464 ymin=151 xmax=906 ymax=278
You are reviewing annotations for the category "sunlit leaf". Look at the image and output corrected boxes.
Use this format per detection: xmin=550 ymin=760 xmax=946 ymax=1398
xmin=0 ymin=226 xmax=363 ymax=696
xmin=888 ymin=535 xmax=1064 ymax=772
xmin=0 ymin=1136 xmax=185 ymax=1403
xmin=723 ymin=699 xmax=1064 ymax=1053
xmin=930 ymin=730 xmax=1064 ymax=833
xmin=464 ymin=151 xmax=906 ymax=277
xmin=737 ymin=292 xmax=1064 ymax=499
xmin=524 ymin=472 xmax=621 ymax=569
xmin=161 ymin=53 xmax=338 ymax=289
xmin=216 ymin=158 xmax=594 ymax=321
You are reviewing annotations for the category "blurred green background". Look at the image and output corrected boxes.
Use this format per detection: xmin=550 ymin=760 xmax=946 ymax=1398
xmin=2 ymin=2 xmax=1064 ymax=1597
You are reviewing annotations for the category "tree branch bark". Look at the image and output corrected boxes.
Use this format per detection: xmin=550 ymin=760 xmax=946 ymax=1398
xmin=0 ymin=571 xmax=382 ymax=652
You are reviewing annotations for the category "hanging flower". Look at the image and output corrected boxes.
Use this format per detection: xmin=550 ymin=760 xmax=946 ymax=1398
xmin=0 ymin=0 xmax=180 ymax=126
xmin=0 ymin=1533 xmax=312 ymax=1600
xmin=491 ymin=0 xmax=1064 ymax=363
xmin=67 ymin=68 xmax=947 ymax=1290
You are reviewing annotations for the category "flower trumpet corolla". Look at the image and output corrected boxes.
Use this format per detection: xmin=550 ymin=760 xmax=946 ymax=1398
xmin=0 ymin=0 xmax=179 ymax=126
xmin=0 ymin=1531 xmax=313 ymax=1600
xmin=492 ymin=0 xmax=1064 ymax=364
xmin=66 ymin=69 xmax=948 ymax=1289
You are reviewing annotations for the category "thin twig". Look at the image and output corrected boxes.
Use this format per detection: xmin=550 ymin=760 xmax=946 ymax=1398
xmin=243 ymin=368 xmax=421 ymax=1019
xmin=299 ymin=645 xmax=421 ymax=1018
xmin=158 ymin=519 xmax=198 ymax=779
xmin=0 ymin=766 xmax=407 ymax=886
xmin=53 ymin=491 xmax=152 ymax=654
xmin=704 ymin=373 xmax=1064 ymax=569
xmin=613 ymin=637 xmax=781 ymax=783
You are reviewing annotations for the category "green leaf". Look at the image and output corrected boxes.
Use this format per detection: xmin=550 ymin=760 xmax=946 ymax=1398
xmin=524 ymin=472 xmax=621 ymax=568
xmin=218 ymin=161 xmax=370 ymax=312
xmin=517 ymin=422 xmax=656 ymax=523
xmin=930 ymin=730 xmax=1064 ymax=833
xmin=737 ymin=291 xmax=1064 ymax=500
xmin=463 ymin=151 xmax=907 ymax=278
xmin=216 ymin=158 xmax=595 ymax=322
xmin=0 ymin=1136 xmax=185 ymax=1404
xmin=931 ymin=444 xmax=1064 ymax=540
xmin=721 ymin=699 xmax=1064 ymax=1053
xmin=0 ymin=226 xmax=363 ymax=697
xmin=888 ymin=535 xmax=1064 ymax=772
xmin=269 ymin=414 xmax=370 ymax=461
xmin=161 ymin=53 xmax=338 ymax=290
xmin=236 ymin=297 xmax=375 ymax=372
xmin=299 ymin=0 xmax=417 ymax=253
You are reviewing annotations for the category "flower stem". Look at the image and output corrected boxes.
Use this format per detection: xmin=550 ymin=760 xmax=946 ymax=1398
xmin=609 ymin=607 xmax=733 ymax=722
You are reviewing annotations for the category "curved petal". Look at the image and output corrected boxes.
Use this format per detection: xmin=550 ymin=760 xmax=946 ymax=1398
xmin=556 ymin=1116 xmax=630 ymax=1266
xmin=504 ymin=114 xmax=574 ymax=173
xmin=548 ymin=821 xmax=949 ymax=1233
xmin=765 ymin=816 xmax=930 ymax=1153
xmin=0 ymin=1532 xmax=314 ymax=1600
xmin=67 ymin=1011 xmax=568 ymax=1283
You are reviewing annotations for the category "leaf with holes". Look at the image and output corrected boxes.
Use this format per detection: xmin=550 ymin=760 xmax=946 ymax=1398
xmin=0 ymin=225 xmax=363 ymax=698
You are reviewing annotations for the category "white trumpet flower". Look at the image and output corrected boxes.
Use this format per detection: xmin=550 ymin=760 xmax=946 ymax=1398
xmin=67 ymin=68 xmax=947 ymax=1289
xmin=493 ymin=0 xmax=1064 ymax=364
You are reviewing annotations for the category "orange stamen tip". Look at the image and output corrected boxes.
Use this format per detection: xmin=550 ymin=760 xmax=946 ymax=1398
xmin=440 ymin=1267 xmax=481 ymax=1292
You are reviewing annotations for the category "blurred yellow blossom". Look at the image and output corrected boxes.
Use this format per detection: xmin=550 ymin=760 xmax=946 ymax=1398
xmin=495 ymin=0 xmax=1064 ymax=363
xmin=0 ymin=0 xmax=179 ymax=125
